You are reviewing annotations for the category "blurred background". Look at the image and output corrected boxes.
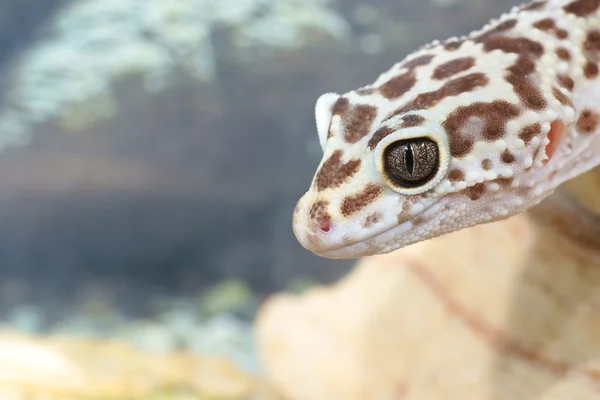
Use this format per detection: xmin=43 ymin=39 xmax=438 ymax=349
xmin=0 ymin=0 xmax=521 ymax=372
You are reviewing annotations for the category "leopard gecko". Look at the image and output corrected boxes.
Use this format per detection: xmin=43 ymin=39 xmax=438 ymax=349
xmin=292 ymin=0 xmax=600 ymax=258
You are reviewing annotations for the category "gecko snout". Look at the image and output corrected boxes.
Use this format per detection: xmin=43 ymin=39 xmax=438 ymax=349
xmin=292 ymin=194 xmax=337 ymax=253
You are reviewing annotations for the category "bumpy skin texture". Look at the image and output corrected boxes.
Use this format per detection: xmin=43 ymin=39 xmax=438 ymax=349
xmin=293 ymin=0 xmax=600 ymax=259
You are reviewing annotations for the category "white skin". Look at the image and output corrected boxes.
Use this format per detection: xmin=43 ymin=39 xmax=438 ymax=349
xmin=293 ymin=0 xmax=600 ymax=259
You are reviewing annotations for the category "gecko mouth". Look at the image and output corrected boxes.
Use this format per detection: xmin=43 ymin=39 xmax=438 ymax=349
xmin=314 ymin=218 xmax=415 ymax=259
xmin=306 ymin=196 xmax=451 ymax=259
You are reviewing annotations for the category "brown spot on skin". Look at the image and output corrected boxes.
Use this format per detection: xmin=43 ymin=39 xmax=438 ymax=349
xmin=343 ymin=104 xmax=378 ymax=143
xmin=508 ymin=55 xmax=535 ymax=76
xmin=397 ymin=212 xmax=409 ymax=224
xmin=379 ymin=55 xmax=435 ymax=99
xmin=340 ymin=184 xmax=382 ymax=217
xmin=367 ymin=114 xmax=425 ymax=150
xmin=397 ymin=201 xmax=411 ymax=224
xmin=442 ymin=101 xmax=521 ymax=157
xmin=448 ymin=169 xmax=464 ymax=181
xmin=412 ymin=215 xmax=427 ymax=226
xmin=532 ymin=18 xmax=568 ymax=39
xmin=309 ymin=200 xmax=330 ymax=223
xmin=475 ymin=19 xmax=518 ymax=41
xmin=379 ymin=72 xmax=417 ymax=99
xmin=582 ymin=31 xmax=600 ymax=80
xmin=356 ymin=87 xmax=375 ymax=95
xmin=493 ymin=177 xmax=514 ymax=188
xmin=327 ymin=97 xmax=349 ymax=139
xmin=522 ymin=0 xmax=546 ymax=11
xmin=494 ymin=19 xmax=518 ymax=31
xmin=584 ymin=60 xmax=599 ymax=78
xmin=368 ymin=126 xmax=395 ymax=150
xmin=533 ymin=18 xmax=554 ymax=31
xmin=331 ymin=97 xmax=349 ymax=115
xmin=481 ymin=159 xmax=493 ymax=170
xmin=432 ymin=57 xmax=475 ymax=80
xmin=477 ymin=36 xmax=545 ymax=109
xmin=505 ymin=55 xmax=546 ymax=109
xmin=551 ymin=87 xmax=573 ymax=107
xmin=556 ymin=47 xmax=571 ymax=60
xmin=557 ymin=74 xmax=574 ymax=91
xmin=501 ymin=151 xmax=515 ymax=163
xmin=518 ymin=123 xmax=541 ymax=144
xmin=400 ymin=55 xmax=434 ymax=70
xmin=443 ymin=40 xmax=463 ymax=51
xmin=382 ymin=109 xmax=426 ymax=126
xmin=400 ymin=114 xmax=426 ymax=127
xmin=364 ymin=213 xmax=382 ymax=228
xmin=585 ymin=30 xmax=600 ymax=52
xmin=315 ymin=150 xmax=361 ymax=191
xmin=576 ymin=109 xmax=600 ymax=134
xmin=467 ymin=183 xmax=486 ymax=201
xmin=480 ymin=37 xmax=544 ymax=56
xmin=507 ymin=73 xmax=546 ymax=109
xmin=563 ymin=0 xmax=600 ymax=16
xmin=398 ymin=73 xmax=489 ymax=113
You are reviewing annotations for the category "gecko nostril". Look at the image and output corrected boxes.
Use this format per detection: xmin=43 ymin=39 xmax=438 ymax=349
xmin=319 ymin=218 xmax=332 ymax=233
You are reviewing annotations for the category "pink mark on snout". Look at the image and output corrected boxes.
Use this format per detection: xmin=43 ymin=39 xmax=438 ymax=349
xmin=319 ymin=218 xmax=332 ymax=233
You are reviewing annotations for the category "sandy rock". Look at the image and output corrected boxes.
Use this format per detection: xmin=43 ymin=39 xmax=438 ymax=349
xmin=0 ymin=331 xmax=281 ymax=400
xmin=0 ymin=333 xmax=86 ymax=393
xmin=255 ymin=171 xmax=600 ymax=400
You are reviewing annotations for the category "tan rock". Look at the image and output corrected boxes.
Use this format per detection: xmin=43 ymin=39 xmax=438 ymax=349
xmin=255 ymin=169 xmax=600 ymax=400
xmin=0 ymin=330 xmax=281 ymax=400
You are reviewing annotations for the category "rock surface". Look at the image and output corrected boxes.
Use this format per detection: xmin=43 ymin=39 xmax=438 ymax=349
xmin=0 ymin=330 xmax=281 ymax=399
xmin=255 ymin=170 xmax=600 ymax=400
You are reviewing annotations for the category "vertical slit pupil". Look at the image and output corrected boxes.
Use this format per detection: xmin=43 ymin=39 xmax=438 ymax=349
xmin=382 ymin=137 xmax=440 ymax=188
xmin=405 ymin=145 xmax=414 ymax=175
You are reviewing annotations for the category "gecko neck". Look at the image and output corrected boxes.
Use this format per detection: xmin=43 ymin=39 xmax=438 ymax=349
xmin=531 ymin=167 xmax=600 ymax=258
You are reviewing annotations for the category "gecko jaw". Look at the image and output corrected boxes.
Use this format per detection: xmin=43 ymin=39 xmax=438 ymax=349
xmin=293 ymin=193 xmax=444 ymax=259
xmin=310 ymin=219 xmax=415 ymax=259
xmin=293 ymin=186 xmax=454 ymax=259
xmin=310 ymin=195 xmax=453 ymax=259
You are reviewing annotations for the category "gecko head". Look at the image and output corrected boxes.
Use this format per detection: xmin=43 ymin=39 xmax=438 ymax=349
xmin=293 ymin=91 xmax=457 ymax=259
xmin=292 ymin=10 xmax=577 ymax=259
xmin=293 ymin=86 xmax=560 ymax=259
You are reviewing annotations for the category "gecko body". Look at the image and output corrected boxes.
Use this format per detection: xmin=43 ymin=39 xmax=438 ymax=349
xmin=293 ymin=0 xmax=600 ymax=258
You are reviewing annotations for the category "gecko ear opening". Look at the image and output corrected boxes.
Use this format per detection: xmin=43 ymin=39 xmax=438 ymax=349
xmin=314 ymin=92 xmax=340 ymax=151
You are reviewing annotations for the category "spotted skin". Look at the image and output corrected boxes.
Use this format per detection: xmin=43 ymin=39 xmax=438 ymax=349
xmin=293 ymin=0 xmax=600 ymax=259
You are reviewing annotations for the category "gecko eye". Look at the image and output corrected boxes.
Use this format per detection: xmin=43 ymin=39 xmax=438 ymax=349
xmin=373 ymin=119 xmax=449 ymax=195
xmin=382 ymin=138 xmax=439 ymax=188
